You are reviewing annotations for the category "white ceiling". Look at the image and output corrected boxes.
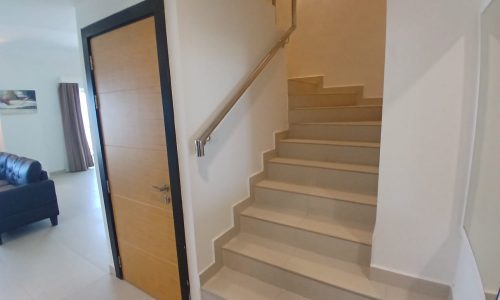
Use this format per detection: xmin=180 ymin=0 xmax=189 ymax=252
xmin=0 ymin=0 xmax=79 ymax=49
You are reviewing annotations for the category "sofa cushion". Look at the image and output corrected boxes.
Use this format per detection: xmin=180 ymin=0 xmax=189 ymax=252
xmin=0 ymin=184 xmax=15 ymax=192
xmin=0 ymin=152 xmax=13 ymax=180
xmin=5 ymin=156 xmax=42 ymax=186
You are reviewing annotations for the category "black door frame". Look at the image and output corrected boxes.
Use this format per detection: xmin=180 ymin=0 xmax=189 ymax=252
xmin=81 ymin=1 xmax=190 ymax=299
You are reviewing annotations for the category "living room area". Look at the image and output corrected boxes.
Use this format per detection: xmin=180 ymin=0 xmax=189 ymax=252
xmin=0 ymin=1 xmax=151 ymax=299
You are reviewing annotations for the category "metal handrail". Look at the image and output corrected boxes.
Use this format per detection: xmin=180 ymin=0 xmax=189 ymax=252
xmin=195 ymin=0 xmax=297 ymax=157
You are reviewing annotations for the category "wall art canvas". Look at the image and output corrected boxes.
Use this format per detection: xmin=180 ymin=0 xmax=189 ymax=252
xmin=0 ymin=90 xmax=37 ymax=112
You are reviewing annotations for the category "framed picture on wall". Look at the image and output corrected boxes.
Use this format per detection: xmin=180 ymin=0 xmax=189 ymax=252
xmin=0 ymin=90 xmax=37 ymax=112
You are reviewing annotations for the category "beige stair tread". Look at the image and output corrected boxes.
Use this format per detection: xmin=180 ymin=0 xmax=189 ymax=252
xmin=269 ymin=157 xmax=379 ymax=174
xmin=282 ymin=139 xmax=380 ymax=148
xmin=288 ymin=76 xmax=322 ymax=84
xmin=294 ymin=105 xmax=382 ymax=110
xmin=290 ymin=92 xmax=358 ymax=96
xmin=223 ymin=233 xmax=381 ymax=299
xmin=241 ymin=204 xmax=373 ymax=245
xmin=255 ymin=180 xmax=377 ymax=206
xmin=294 ymin=121 xmax=382 ymax=126
xmin=204 ymin=267 xmax=309 ymax=300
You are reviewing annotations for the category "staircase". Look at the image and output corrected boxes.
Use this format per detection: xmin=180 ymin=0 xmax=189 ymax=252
xmin=201 ymin=77 xmax=443 ymax=300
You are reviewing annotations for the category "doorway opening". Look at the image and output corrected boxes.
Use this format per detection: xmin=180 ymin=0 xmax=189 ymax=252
xmin=79 ymin=88 xmax=94 ymax=157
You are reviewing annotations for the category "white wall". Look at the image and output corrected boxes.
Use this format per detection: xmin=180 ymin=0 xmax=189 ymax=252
xmin=464 ymin=0 xmax=500 ymax=295
xmin=75 ymin=1 xmax=289 ymax=299
xmin=0 ymin=0 xmax=81 ymax=172
xmin=167 ymin=0 xmax=288 ymax=269
xmin=285 ymin=0 xmax=387 ymax=98
xmin=452 ymin=231 xmax=486 ymax=300
xmin=373 ymin=0 xmax=482 ymax=286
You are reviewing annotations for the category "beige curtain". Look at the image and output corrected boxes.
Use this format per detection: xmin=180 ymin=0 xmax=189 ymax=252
xmin=58 ymin=83 xmax=94 ymax=172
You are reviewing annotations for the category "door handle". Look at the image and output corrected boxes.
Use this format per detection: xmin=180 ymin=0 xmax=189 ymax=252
xmin=152 ymin=184 xmax=170 ymax=193
xmin=152 ymin=184 xmax=171 ymax=205
xmin=163 ymin=194 xmax=171 ymax=205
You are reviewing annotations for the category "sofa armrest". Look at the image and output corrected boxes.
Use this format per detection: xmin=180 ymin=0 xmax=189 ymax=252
xmin=4 ymin=157 xmax=42 ymax=185
xmin=0 ymin=180 xmax=58 ymax=218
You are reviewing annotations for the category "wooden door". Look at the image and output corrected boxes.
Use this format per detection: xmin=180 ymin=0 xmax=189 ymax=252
xmin=90 ymin=17 xmax=181 ymax=300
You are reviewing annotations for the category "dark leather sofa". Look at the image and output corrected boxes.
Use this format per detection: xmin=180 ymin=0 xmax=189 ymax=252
xmin=0 ymin=152 xmax=59 ymax=244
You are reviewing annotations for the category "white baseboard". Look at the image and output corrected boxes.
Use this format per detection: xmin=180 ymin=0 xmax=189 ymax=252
xmin=485 ymin=291 xmax=498 ymax=300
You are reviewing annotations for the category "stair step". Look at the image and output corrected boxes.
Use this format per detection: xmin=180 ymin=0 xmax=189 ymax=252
xmin=297 ymin=121 xmax=382 ymax=126
xmin=289 ymin=121 xmax=382 ymax=142
xmin=279 ymin=139 xmax=380 ymax=165
xmin=240 ymin=213 xmax=372 ymax=265
xmin=290 ymin=94 xmax=358 ymax=108
xmin=268 ymin=157 xmax=379 ymax=174
xmin=252 ymin=180 xmax=376 ymax=245
xmin=288 ymin=82 xmax=363 ymax=96
xmin=267 ymin=158 xmax=379 ymax=194
xmin=222 ymin=233 xmax=381 ymax=299
xmin=358 ymin=98 xmax=383 ymax=106
xmin=295 ymin=104 xmax=380 ymax=109
xmin=288 ymin=80 xmax=321 ymax=95
xmin=288 ymin=76 xmax=323 ymax=85
xmin=289 ymin=105 xmax=383 ymax=123
xmin=203 ymin=267 xmax=308 ymax=300
xmin=282 ymin=139 xmax=380 ymax=148
xmin=241 ymin=204 xmax=373 ymax=245
xmin=255 ymin=180 xmax=377 ymax=206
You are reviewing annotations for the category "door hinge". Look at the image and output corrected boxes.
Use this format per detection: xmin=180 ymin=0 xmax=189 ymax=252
xmin=106 ymin=180 xmax=111 ymax=194
xmin=117 ymin=255 xmax=122 ymax=268
xmin=94 ymin=94 xmax=99 ymax=110
xmin=89 ymin=55 xmax=94 ymax=70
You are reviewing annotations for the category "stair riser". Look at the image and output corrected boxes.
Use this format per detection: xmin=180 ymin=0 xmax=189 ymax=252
xmin=279 ymin=142 xmax=380 ymax=166
xmin=288 ymin=81 xmax=320 ymax=94
xmin=290 ymin=94 xmax=358 ymax=109
xmin=223 ymin=251 xmax=375 ymax=300
xmin=201 ymin=290 xmax=224 ymax=300
xmin=290 ymin=107 xmax=382 ymax=123
xmin=254 ymin=187 xmax=376 ymax=227
xmin=289 ymin=76 xmax=324 ymax=85
xmin=289 ymin=83 xmax=364 ymax=96
xmin=357 ymin=98 xmax=383 ymax=106
xmin=289 ymin=124 xmax=381 ymax=142
xmin=267 ymin=163 xmax=379 ymax=194
xmin=240 ymin=216 xmax=372 ymax=265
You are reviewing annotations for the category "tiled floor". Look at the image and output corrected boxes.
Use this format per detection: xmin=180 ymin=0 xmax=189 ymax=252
xmin=0 ymin=169 xmax=153 ymax=300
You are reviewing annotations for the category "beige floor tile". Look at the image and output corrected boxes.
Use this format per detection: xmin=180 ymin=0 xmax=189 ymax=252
xmin=0 ymin=170 xmax=150 ymax=300
xmin=65 ymin=274 xmax=154 ymax=300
